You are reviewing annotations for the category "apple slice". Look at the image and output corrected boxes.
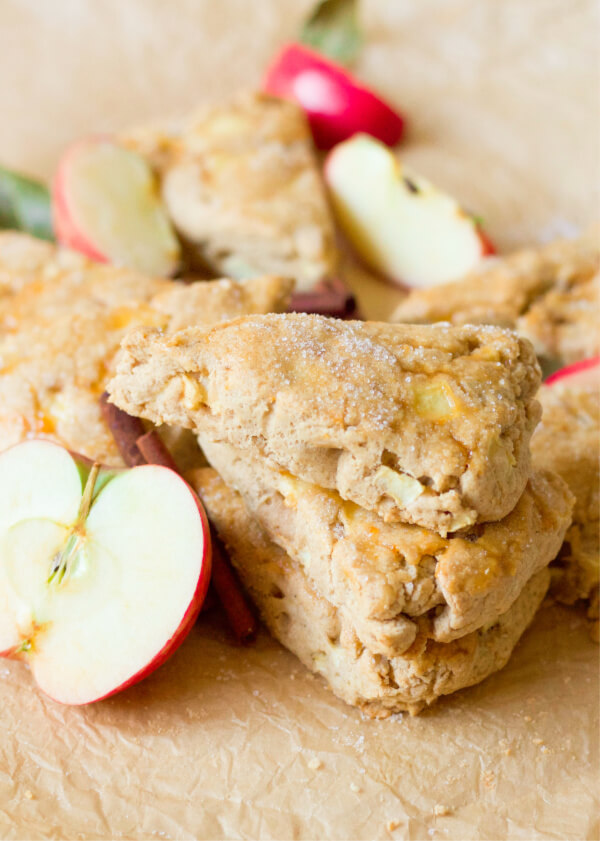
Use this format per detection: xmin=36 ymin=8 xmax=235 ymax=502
xmin=0 ymin=439 xmax=210 ymax=705
xmin=324 ymin=134 xmax=493 ymax=289
xmin=545 ymin=357 xmax=600 ymax=389
xmin=52 ymin=137 xmax=181 ymax=276
xmin=263 ymin=43 xmax=405 ymax=150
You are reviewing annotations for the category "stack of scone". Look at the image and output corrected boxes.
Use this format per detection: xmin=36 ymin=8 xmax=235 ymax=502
xmin=393 ymin=231 xmax=600 ymax=641
xmin=108 ymin=313 xmax=574 ymax=715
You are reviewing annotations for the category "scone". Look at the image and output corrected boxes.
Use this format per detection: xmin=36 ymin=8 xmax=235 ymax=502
xmin=0 ymin=232 xmax=292 ymax=465
xmin=108 ymin=313 xmax=541 ymax=533
xmin=532 ymin=378 xmax=600 ymax=641
xmin=199 ymin=437 xmax=573 ymax=654
xmin=392 ymin=230 xmax=599 ymax=366
xmin=190 ymin=467 xmax=551 ymax=717
xmin=121 ymin=92 xmax=338 ymax=292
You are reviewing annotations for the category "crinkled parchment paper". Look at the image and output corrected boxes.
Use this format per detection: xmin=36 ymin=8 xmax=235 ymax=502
xmin=0 ymin=1 xmax=598 ymax=838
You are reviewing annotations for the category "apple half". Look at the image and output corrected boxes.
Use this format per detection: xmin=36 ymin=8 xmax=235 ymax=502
xmin=324 ymin=134 xmax=493 ymax=289
xmin=0 ymin=439 xmax=211 ymax=704
xmin=544 ymin=357 xmax=600 ymax=389
xmin=263 ymin=43 xmax=405 ymax=150
xmin=52 ymin=137 xmax=181 ymax=276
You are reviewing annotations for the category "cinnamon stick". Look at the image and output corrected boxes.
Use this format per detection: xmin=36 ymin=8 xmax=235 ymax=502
xmin=137 ymin=429 xmax=258 ymax=644
xmin=99 ymin=392 xmax=146 ymax=467
xmin=289 ymin=276 xmax=360 ymax=319
xmin=208 ymin=531 xmax=258 ymax=644
xmin=101 ymin=400 xmax=258 ymax=644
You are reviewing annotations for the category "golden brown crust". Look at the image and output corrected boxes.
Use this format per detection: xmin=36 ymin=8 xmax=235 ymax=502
xmin=190 ymin=466 xmax=550 ymax=716
xmin=532 ymin=381 xmax=599 ymax=640
xmin=392 ymin=231 xmax=599 ymax=365
xmin=200 ymin=436 xmax=572 ymax=654
xmin=109 ymin=313 xmax=541 ymax=532
xmin=0 ymin=232 xmax=292 ymax=465
xmin=122 ymin=92 xmax=338 ymax=292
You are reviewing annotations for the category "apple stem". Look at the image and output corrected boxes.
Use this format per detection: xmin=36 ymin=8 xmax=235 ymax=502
xmin=47 ymin=462 xmax=100 ymax=585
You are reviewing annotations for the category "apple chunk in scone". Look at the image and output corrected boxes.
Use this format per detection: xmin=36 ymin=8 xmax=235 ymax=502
xmin=0 ymin=440 xmax=211 ymax=704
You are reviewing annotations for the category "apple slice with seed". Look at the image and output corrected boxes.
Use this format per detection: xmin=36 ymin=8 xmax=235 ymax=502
xmin=52 ymin=137 xmax=181 ymax=276
xmin=324 ymin=134 xmax=493 ymax=289
xmin=0 ymin=439 xmax=210 ymax=705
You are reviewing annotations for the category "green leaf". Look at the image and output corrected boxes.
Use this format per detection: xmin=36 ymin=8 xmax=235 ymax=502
xmin=300 ymin=0 xmax=363 ymax=66
xmin=0 ymin=166 xmax=54 ymax=241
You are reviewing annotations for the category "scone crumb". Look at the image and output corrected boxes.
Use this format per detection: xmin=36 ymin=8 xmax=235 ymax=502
xmin=483 ymin=771 xmax=496 ymax=789
xmin=523 ymin=715 xmax=533 ymax=722
xmin=386 ymin=820 xmax=401 ymax=832
xmin=434 ymin=804 xmax=451 ymax=816
xmin=307 ymin=757 xmax=322 ymax=770
xmin=350 ymin=782 xmax=361 ymax=793
xmin=24 ymin=790 xmax=33 ymax=800
xmin=532 ymin=738 xmax=544 ymax=746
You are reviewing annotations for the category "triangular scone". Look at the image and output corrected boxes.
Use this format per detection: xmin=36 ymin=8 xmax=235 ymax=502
xmin=189 ymin=467 xmax=550 ymax=717
xmin=121 ymin=92 xmax=338 ymax=292
xmin=0 ymin=232 xmax=292 ymax=465
xmin=108 ymin=313 xmax=541 ymax=533
xmin=392 ymin=230 xmax=600 ymax=366
xmin=532 ymin=380 xmax=599 ymax=641
xmin=199 ymin=437 xmax=572 ymax=655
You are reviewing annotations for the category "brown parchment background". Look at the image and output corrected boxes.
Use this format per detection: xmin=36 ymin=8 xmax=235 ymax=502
xmin=0 ymin=1 xmax=598 ymax=839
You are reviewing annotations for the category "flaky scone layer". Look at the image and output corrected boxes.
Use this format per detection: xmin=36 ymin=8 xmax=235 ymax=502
xmin=392 ymin=230 xmax=599 ymax=366
xmin=190 ymin=467 xmax=550 ymax=716
xmin=122 ymin=92 xmax=338 ymax=292
xmin=0 ymin=232 xmax=292 ymax=465
xmin=109 ymin=313 xmax=541 ymax=532
xmin=532 ymin=381 xmax=599 ymax=641
xmin=200 ymin=436 xmax=572 ymax=655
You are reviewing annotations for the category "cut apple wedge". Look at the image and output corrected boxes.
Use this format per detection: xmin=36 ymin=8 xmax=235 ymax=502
xmin=263 ymin=43 xmax=405 ymax=149
xmin=52 ymin=137 xmax=181 ymax=276
xmin=545 ymin=357 xmax=600 ymax=389
xmin=324 ymin=134 xmax=493 ymax=289
xmin=0 ymin=439 xmax=210 ymax=705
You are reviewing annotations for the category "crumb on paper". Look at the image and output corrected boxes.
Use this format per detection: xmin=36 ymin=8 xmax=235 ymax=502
xmin=307 ymin=757 xmax=322 ymax=770
xmin=434 ymin=804 xmax=451 ymax=816
xmin=350 ymin=782 xmax=361 ymax=793
xmin=24 ymin=790 xmax=33 ymax=800
xmin=532 ymin=738 xmax=544 ymax=746
xmin=524 ymin=715 xmax=533 ymax=722
xmin=387 ymin=820 xmax=401 ymax=832
xmin=483 ymin=771 xmax=496 ymax=789
xmin=503 ymin=748 xmax=512 ymax=756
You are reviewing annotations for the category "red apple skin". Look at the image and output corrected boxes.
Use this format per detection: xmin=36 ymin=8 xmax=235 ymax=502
xmin=52 ymin=136 xmax=112 ymax=263
xmin=544 ymin=357 xmax=600 ymax=387
xmin=476 ymin=227 xmax=495 ymax=257
xmin=263 ymin=43 xmax=405 ymax=150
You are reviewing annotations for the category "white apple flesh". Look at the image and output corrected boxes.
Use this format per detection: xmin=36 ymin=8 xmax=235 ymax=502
xmin=324 ymin=134 xmax=492 ymax=289
xmin=0 ymin=440 xmax=211 ymax=704
xmin=52 ymin=137 xmax=181 ymax=276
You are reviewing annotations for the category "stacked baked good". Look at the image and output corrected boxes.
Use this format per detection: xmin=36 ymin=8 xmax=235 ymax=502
xmin=108 ymin=313 xmax=574 ymax=715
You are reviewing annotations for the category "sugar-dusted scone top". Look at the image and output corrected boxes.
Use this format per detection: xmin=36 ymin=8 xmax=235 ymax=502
xmin=121 ymin=92 xmax=338 ymax=292
xmin=200 ymin=437 xmax=572 ymax=654
xmin=0 ymin=232 xmax=292 ymax=466
xmin=190 ymin=467 xmax=550 ymax=717
xmin=532 ymin=380 xmax=599 ymax=640
xmin=109 ymin=313 xmax=541 ymax=533
xmin=392 ymin=231 xmax=599 ymax=366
